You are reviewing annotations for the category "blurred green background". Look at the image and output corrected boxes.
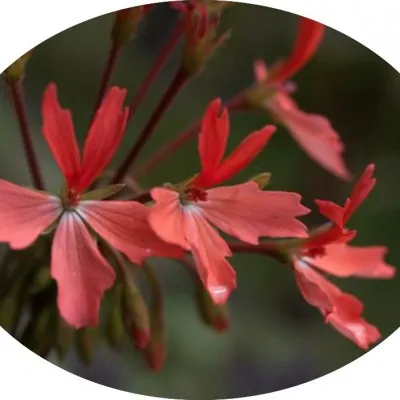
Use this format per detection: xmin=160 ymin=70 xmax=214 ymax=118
xmin=1 ymin=2 xmax=400 ymax=399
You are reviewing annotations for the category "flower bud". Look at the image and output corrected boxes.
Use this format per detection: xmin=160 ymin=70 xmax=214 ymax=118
xmin=55 ymin=320 xmax=72 ymax=360
xmin=111 ymin=6 xmax=153 ymax=46
xmin=105 ymin=285 xmax=125 ymax=349
xmin=2 ymin=50 xmax=33 ymax=85
xmin=249 ymin=172 xmax=272 ymax=190
xmin=75 ymin=328 xmax=96 ymax=366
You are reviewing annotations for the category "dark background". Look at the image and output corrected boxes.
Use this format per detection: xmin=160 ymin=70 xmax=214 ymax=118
xmin=1 ymin=2 xmax=399 ymax=399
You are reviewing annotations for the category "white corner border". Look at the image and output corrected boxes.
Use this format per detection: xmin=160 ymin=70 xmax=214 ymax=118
xmin=1 ymin=0 xmax=399 ymax=399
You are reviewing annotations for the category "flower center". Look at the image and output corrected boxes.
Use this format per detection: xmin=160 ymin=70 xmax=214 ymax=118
xmin=184 ymin=187 xmax=208 ymax=202
xmin=304 ymin=246 xmax=326 ymax=259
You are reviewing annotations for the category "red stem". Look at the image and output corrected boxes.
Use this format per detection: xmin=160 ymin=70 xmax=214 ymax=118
xmin=9 ymin=81 xmax=44 ymax=190
xmin=92 ymin=41 xmax=121 ymax=119
xmin=128 ymin=23 xmax=183 ymax=122
xmin=132 ymin=94 xmax=247 ymax=179
xmin=111 ymin=67 xmax=188 ymax=184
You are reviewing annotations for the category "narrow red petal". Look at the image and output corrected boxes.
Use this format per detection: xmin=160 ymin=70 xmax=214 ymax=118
xmin=269 ymin=17 xmax=325 ymax=84
xmin=76 ymin=87 xmax=129 ymax=191
xmin=307 ymin=243 xmax=395 ymax=279
xmin=254 ymin=60 xmax=268 ymax=83
xmin=197 ymin=98 xmax=229 ymax=174
xmin=267 ymin=92 xmax=351 ymax=181
xmin=41 ymin=83 xmax=81 ymax=188
xmin=0 ymin=179 xmax=61 ymax=249
xmin=314 ymin=199 xmax=345 ymax=227
xmin=342 ymin=164 xmax=376 ymax=223
xmin=207 ymin=126 xmax=276 ymax=187
xmin=51 ymin=212 xmax=115 ymax=328
xmin=78 ymin=200 xmax=184 ymax=265
xmin=325 ymin=312 xmax=381 ymax=349
xmin=200 ymin=182 xmax=309 ymax=243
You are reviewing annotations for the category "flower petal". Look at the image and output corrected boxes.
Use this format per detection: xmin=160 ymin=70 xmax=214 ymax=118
xmin=78 ymin=200 xmax=184 ymax=265
xmin=307 ymin=243 xmax=395 ymax=279
xmin=267 ymin=92 xmax=351 ymax=181
xmin=0 ymin=179 xmax=61 ymax=249
xmin=51 ymin=212 xmax=115 ymax=328
xmin=268 ymin=17 xmax=325 ymax=84
xmin=76 ymin=87 xmax=129 ymax=191
xmin=200 ymin=182 xmax=309 ymax=243
xmin=41 ymin=83 xmax=81 ymax=188
xmin=325 ymin=312 xmax=381 ymax=350
xmin=254 ymin=60 xmax=268 ymax=83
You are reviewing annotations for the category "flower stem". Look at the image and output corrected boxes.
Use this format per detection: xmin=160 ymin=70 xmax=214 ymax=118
xmin=8 ymin=81 xmax=44 ymax=190
xmin=111 ymin=67 xmax=189 ymax=184
xmin=127 ymin=23 xmax=183 ymax=122
xmin=132 ymin=94 xmax=247 ymax=179
xmin=91 ymin=41 xmax=121 ymax=120
xmin=228 ymin=242 xmax=290 ymax=264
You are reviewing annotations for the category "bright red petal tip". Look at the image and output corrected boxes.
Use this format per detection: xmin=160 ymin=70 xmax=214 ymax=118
xmin=52 ymin=213 xmax=115 ymax=328
xmin=0 ymin=179 xmax=61 ymax=249
xmin=76 ymin=87 xmax=129 ymax=191
xmin=41 ymin=83 xmax=81 ymax=188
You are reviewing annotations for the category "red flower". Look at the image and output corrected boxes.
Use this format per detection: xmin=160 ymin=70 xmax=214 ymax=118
xmin=291 ymin=164 xmax=395 ymax=348
xmin=250 ymin=17 xmax=351 ymax=181
xmin=0 ymin=84 xmax=183 ymax=329
xmin=149 ymin=99 xmax=310 ymax=304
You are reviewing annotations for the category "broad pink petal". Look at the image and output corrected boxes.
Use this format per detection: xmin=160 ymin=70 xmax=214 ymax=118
xmin=51 ymin=212 xmax=115 ymax=328
xmin=200 ymin=182 xmax=309 ymax=243
xmin=267 ymin=92 xmax=351 ymax=181
xmin=0 ymin=179 xmax=61 ymax=249
xmin=268 ymin=17 xmax=325 ymax=84
xmin=197 ymin=98 xmax=229 ymax=175
xmin=325 ymin=312 xmax=381 ymax=349
xmin=78 ymin=200 xmax=184 ymax=265
xmin=41 ymin=83 xmax=81 ymax=188
xmin=208 ymin=126 xmax=276 ymax=187
xmin=307 ymin=243 xmax=395 ymax=279
xmin=76 ymin=87 xmax=129 ymax=191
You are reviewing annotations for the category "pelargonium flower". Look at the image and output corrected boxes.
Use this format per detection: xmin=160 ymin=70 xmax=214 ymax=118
xmin=291 ymin=164 xmax=395 ymax=348
xmin=0 ymin=84 xmax=183 ymax=329
xmin=149 ymin=98 xmax=310 ymax=304
xmin=247 ymin=17 xmax=351 ymax=181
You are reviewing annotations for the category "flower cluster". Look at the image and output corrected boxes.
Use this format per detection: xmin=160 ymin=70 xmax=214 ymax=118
xmin=0 ymin=2 xmax=395 ymax=370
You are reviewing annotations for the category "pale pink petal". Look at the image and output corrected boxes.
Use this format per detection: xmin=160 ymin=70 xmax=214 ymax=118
xmin=325 ymin=312 xmax=381 ymax=349
xmin=41 ymin=83 xmax=81 ymax=188
xmin=51 ymin=212 xmax=115 ymax=328
xmin=78 ymin=200 xmax=184 ymax=265
xmin=0 ymin=179 xmax=61 ymax=249
xmin=200 ymin=182 xmax=309 ymax=243
xmin=254 ymin=60 xmax=268 ymax=83
xmin=266 ymin=92 xmax=351 ymax=181
xmin=76 ymin=87 xmax=128 ymax=191
xmin=307 ymin=243 xmax=395 ymax=279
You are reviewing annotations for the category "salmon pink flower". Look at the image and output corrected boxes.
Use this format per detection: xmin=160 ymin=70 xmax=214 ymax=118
xmin=247 ymin=17 xmax=351 ymax=181
xmin=0 ymin=84 xmax=183 ymax=329
xmin=149 ymin=98 xmax=310 ymax=304
xmin=291 ymin=164 xmax=395 ymax=348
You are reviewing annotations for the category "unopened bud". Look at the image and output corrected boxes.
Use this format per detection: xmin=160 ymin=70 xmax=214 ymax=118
xmin=55 ymin=320 xmax=72 ymax=360
xmin=196 ymin=281 xmax=229 ymax=333
xmin=112 ymin=6 xmax=152 ymax=46
xmin=75 ymin=328 xmax=96 ymax=366
xmin=105 ymin=285 xmax=125 ymax=349
xmin=121 ymin=278 xmax=151 ymax=349
xmin=2 ymin=51 xmax=33 ymax=85
xmin=250 ymin=172 xmax=272 ymax=190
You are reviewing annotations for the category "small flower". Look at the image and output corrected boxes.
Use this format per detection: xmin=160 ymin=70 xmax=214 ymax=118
xmin=245 ymin=17 xmax=351 ymax=181
xmin=149 ymin=98 xmax=309 ymax=304
xmin=0 ymin=83 xmax=183 ymax=329
xmin=291 ymin=164 xmax=395 ymax=348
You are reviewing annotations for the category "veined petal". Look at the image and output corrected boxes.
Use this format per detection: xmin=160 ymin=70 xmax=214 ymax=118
xmin=207 ymin=126 xmax=276 ymax=187
xmin=0 ymin=179 xmax=61 ymax=249
xmin=200 ymin=182 xmax=309 ymax=244
xmin=325 ymin=312 xmax=381 ymax=349
xmin=267 ymin=92 xmax=351 ymax=181
xmin=307 ymin=243 xmax=395 ymax=279
xmin=198 ymin=98 xmax=229 ymax=174
xmin=51 ymin=212 xmax=115 ymax=328
xmin=78 ymin=200 xmax=184 ymax=265
xmin=76 ymin=87 xmax=129 ymax=191
xmin=41 ymin=83 xmax=81 ymax=188
xmin=268 ymin=17 xmax=325 ymax=84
